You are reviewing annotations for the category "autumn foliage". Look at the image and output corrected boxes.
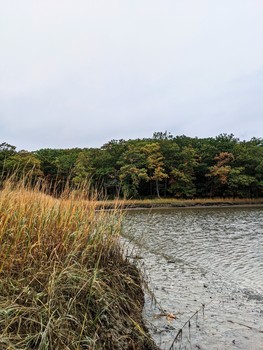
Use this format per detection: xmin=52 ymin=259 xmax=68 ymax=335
xmin=1 ymin=132 xmax=263 ymax=199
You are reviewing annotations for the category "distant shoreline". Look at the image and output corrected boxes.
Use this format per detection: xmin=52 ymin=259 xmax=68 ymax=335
xmin=95 ymin=198 xmax=263 ymax=210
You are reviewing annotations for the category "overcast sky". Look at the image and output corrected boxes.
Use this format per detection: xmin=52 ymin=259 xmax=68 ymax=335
xmin=1 ymin=1 xmax=263 ymax=151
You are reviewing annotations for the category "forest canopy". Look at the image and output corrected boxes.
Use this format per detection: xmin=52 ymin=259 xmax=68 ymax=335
xmin=1 ymin=133 xmax=263 ymax=199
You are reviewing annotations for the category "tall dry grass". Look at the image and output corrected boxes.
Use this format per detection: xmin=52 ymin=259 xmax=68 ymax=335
xmin=0 ymin=179 xmax=157 ymax=350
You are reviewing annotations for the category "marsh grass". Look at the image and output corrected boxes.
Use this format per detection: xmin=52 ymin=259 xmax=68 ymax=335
xmin=96 ymin=197 xmax=263 ymax=210
xmin=0 ymin=179 xmax=157 ymax=350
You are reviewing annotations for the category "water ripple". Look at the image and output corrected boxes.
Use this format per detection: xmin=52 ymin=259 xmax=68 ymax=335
xmin=123 ymin=206 xmax=263 ymax=350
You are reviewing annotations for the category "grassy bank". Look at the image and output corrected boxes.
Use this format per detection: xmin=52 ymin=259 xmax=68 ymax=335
xmin=95 ymin=197 xmax=263 ymax=210
xmin=0 ymin=180 xmax=158 ymax=350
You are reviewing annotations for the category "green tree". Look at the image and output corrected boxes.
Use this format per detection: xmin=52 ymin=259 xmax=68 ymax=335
xmin=0 ymin=142 xmax=16 ymax=175
xmin=118 ymin=144 xmax=149 ymax=197
xmin=232 ymin=140 xmax=263 ymax=197
xmin=152 ymin=133 xmax=180 ymax=196
xmin=228 ymin=167 xmax=257 ymax=198
xmin=84 ymin=148 xmax=121 ymax=197
xmin=72 ymin=151 xmax=90 ymax=185
xmin=4 ymin=151 xmax=43 ymax=179
xmin=142 ymin=143 xmax=168 ymax=198
xmin=169 ymin=146 xmax=199 ymax=198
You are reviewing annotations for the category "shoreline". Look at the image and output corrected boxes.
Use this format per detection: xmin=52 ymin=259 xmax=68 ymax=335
xmin=95 ymin=198 xmax=263 ymax=211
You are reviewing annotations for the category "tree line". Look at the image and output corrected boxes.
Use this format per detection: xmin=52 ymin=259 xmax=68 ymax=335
xmin=1 ymin=132 xmax=263 ymax=199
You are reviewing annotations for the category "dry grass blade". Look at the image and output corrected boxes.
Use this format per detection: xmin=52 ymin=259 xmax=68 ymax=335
xmin=0 ymin=178 xmax=159 ymax=350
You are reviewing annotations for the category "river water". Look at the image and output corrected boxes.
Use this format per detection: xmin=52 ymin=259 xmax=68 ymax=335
xmin=123 ymin=206 xmax=263 ymax=350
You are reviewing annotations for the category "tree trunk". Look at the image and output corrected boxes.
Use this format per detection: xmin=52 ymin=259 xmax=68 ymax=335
xmin=164 ymin=178 xmax=167 ymax=197
xmin=150 ymin=181 xmax=153 ymax=196
xmin=156 ymin=179 xmax=160 ymax=198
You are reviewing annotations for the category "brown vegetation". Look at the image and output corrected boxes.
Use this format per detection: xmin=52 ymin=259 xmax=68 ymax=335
xmin=0 ymin=180 xmax=158 ymax=350
xmin=95 ymin=197 xmax=263 ymax=210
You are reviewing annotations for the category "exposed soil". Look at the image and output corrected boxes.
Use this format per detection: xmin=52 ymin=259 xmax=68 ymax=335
xmin=90 ymin=261 xmax=161 ymax=350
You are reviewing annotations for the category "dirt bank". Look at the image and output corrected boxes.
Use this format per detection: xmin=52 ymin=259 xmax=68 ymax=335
xmin=92 ymin=260 xmax=160 ymax=350
xmin=0 ymin=245 xmax=160 ymax=350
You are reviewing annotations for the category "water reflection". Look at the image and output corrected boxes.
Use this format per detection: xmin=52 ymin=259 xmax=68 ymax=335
xmin=123 ymin=206 xmax=263 ymax=350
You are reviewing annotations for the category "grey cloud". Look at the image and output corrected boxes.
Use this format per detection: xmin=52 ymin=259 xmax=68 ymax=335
xmin=1 ymin=0 xmax=263 ymax=150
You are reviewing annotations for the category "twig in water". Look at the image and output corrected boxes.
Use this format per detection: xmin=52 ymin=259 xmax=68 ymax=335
xmin=168 ymin=301 xmax=211 ymax=350
xmin=227 ymin=320 xmax=263 ymax=333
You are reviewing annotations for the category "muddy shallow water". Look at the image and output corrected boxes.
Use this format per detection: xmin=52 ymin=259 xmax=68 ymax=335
xmin=123 ymin=206 xmax=263 ymax=350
